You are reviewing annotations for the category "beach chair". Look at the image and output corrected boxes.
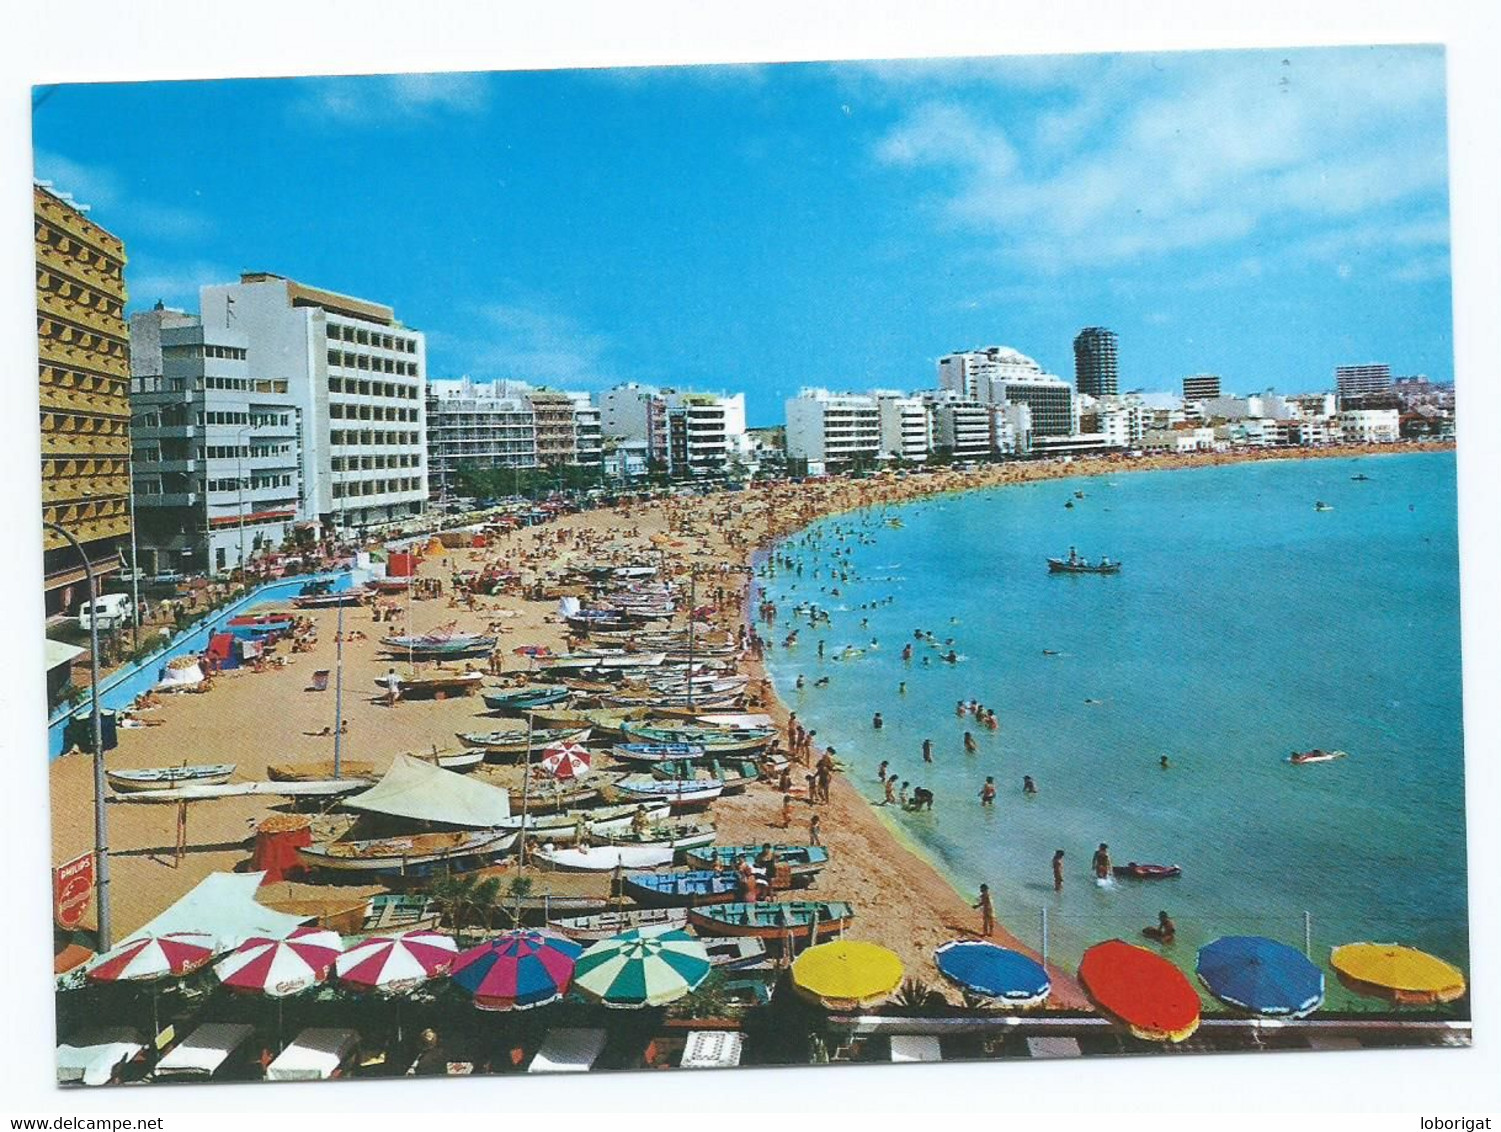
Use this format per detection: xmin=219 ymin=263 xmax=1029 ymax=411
xmin=888 ymin=1035 xmax=943 ymax=1063
xmin=527 ymin=1028 xmax=607 ymax=1073
xmin=308 ymin=669 xmax=330 ymax=692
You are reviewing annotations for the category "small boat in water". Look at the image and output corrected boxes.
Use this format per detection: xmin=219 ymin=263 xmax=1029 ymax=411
xmin=621 ymin=869 xmax=740 ymax=907
xmin=1314 ymin=501 xmax=1334 ymax=512
xmin=297 ymin=829 xmax=517 ymax=876
xmin=1113 ymin=863 xmax=1182 ymax=880
xmin=1047 ymin=548 xmax=1121 ymax=575
xmin=106 ymin=763 xmax=236 ymax=792
xmin=688 ymin=900 xmax=855 ymax=943
xmin=1288 ymin=748 xmax=1347 ymax=765
xmin=1351 ymin=474 xmax=1371 ymax=482
xmin=547 ymin=907 xmax=688 ymax=941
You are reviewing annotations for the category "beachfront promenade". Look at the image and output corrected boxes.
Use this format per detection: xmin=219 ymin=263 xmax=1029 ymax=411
xmin=49 ymin=439 xmax=1466 ymax=1078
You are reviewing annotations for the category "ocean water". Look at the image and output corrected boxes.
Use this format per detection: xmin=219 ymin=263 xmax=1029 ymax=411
xmin=758 ymin=452 xmax=1468 ymax=1008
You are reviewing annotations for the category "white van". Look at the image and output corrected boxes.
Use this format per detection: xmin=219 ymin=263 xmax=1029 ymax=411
xmin=77 ymin=593 xmax=132 ymax=632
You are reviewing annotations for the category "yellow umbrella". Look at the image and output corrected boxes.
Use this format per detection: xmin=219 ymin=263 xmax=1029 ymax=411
xmin=791 ymin=940 xmax=904 ymax=1010
xmin=1329 ymin=943 xmax=1466 ymax=1005
xmin=425 ymin=537 xmax=445 ymax=556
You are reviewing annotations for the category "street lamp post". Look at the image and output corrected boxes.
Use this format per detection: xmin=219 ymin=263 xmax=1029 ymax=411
xmin=235 ymin=424 xmax=254 ymax=577
xmin=46 ymin=522 xmax=111 ymax=952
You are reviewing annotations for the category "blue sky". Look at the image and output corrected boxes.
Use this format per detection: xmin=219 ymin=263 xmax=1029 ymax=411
xmin=32 ymin=47 xmax=1452 ymax=426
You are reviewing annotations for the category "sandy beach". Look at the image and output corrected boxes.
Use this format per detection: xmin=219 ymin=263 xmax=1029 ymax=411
xmin=50 ymin=440 xmax=1452 ymax=1006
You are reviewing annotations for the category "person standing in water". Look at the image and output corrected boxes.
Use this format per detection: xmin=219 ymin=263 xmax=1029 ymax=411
xmin=1092 ymin=843 xmax=1112 ymax=880
xmin=1023 ymin=775 xmax=1037 ymax=795
xmin=922 ymin=738 xmax=933 ymax=763
xmin=979 ymin=776 xmax=996 ymax=806
xmin=964 ymin=731 xmax=978 ymax=754
xmin=975 ymin=884 xmax=995 ymax=937
xmin=1052 ymin=849 xmax=1066 ymax=892
xmin=872 ymin=712 xmax=883 ymax=730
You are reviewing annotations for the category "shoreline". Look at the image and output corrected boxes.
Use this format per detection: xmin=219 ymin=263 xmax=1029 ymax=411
xmin=727 ymin=440 xmax=1455 ymax=1002
xmin=48 ymin=441 xmax=1453 ymax=1008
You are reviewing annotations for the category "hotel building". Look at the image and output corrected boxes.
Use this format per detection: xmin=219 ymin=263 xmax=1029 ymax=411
xmin=1183 ymin=374 xmax=1222 ymax=402
xmin=784 ymin=389 xmax=881 ymax=471
xmin=1072 ymin=327 xmax=1119 ymax=397
xmin=35 ymin=183 xmax=133 ymax=612
xmin=1335 ymin=363 xmax=1394 ymax=400
xmin=424 ymin=378 xmax=538 ymax=499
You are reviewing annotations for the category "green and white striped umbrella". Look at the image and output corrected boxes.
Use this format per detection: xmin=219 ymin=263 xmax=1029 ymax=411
xmin=572 ymin=929 xmax=712 ymax=1009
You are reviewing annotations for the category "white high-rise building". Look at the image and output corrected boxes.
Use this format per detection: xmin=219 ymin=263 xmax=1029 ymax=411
xmin=199 ymin=272 xmax=428 ymax=533
xmin=424 ymin=378 xmax=537 ymax=499
xmin=939 ymin=346 xmax=1049 ymax=403
xmin=785 ymin=389 xmax=881 ymax=470
xmin=599 ymin=383 xmax=669 ymax=464
xmin=874 ymin=392 xmax=931 ymax=462
xmin=1335 ymin=363 xmax=1393 ymax=398
xmin=129 ymin=306 xmax=305 ymax=575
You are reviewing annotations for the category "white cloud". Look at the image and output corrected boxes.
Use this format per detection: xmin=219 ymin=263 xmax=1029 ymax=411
xmin=34 ymin=150 xmax=121 ymax=210
xmin=870 ymin=47 xmax=1449 ymax=274
xmin=436 ymin=296 xmax=623 ymax=390
xmin=298 ymin=72 xmax=490 ymax=124
xmin=35 ymin=150 xmax=213 ymax=244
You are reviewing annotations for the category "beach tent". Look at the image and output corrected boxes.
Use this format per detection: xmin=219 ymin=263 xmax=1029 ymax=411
xmin=126 ymin=871 xmax=309 ymax=953
xmin=207 ymin=632 xmax=238 ymax=670
xmin=344 ymin=753 xmax=512 ymax=827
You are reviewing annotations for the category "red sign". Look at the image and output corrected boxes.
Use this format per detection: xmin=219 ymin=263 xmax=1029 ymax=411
xmin=53 ymin=852 xmax=94 ymax=929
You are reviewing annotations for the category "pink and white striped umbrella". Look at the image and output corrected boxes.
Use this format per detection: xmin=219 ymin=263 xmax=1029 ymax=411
xmin=214 ymin=926 xmax=343 ymax=999
xmin=336 ymin=930 xmax=458 ymax=996
xmin=88 ymin=932 xmax=218 ymax=984
xmin=538 ymin=741 xmax=591 ymax=780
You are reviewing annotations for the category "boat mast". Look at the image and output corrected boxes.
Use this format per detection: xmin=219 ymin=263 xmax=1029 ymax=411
xmin=516 ymin=709 xmax=534 ymax=923
xmin=687 ymin=567 xmax=696 ymax=710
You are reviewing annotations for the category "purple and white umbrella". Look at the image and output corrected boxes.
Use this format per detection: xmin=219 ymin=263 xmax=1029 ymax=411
xmin=336 ymin=930 xmax=458 ymax=996
xmin=215 ymin=926 xmax=343 ymax=999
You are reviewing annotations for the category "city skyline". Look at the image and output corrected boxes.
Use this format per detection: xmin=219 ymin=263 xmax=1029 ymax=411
xmin=32 ymin=47 xmax=1452 ymax=426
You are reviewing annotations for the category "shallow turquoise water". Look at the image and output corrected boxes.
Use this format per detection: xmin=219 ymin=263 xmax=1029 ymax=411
xmin=758 ymin=452 xmax=1468 ymax=1008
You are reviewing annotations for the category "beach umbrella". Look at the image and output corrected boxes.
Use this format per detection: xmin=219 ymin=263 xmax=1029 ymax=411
xmin=88 ymin=932 xmax=218 ymax=984
xmin=1078 ymin=940 xmax=1201 ymax=1043
xmin=449 ymin=930 xmax=583 ymax=1011
xmin=933 ymin=940 xmax=1051 ymax=1008
xmin=214 ymin=926 xmax=343 ymax=999
xmin=791 ymin=940 xmax=904 ymax=1010
xmin=87 ymin=931 xmax=219 ymax=1036
xmin=1195 ymin=936 xmax=1324 ymax=1018
xmin=538 ymin=741 xmax=592 ymax=780
xmin=1329 ymin=943 xmax=1466 ymax=1006
xmin=572 ymin=929 xmax=711 ymax=1009
xmin=336 ymin=930 xmax=458 ymax=996
xmin=514 ymin=645 xmax=554 ymax=659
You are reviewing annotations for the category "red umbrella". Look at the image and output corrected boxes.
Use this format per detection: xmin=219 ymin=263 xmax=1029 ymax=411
xmin=88 ymin=933 xmax=217 ymax=983
xmin=538 ymin=741 xmax=591 ymax=780
xmin=335 ymin=930 xmax=457 ymax=996
xmin=1078 ymin=939 xmax=1201 ymax=1042
xmin=215 ymin=926 xmax=343 ymax=999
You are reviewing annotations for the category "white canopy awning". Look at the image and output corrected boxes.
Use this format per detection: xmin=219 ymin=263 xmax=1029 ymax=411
xmin=45 ymin=639 xmax=85 ymax=672
xmin=344 ymin=753 xmax=512 ymax=827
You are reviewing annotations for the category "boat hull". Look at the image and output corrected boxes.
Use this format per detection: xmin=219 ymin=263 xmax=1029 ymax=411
xmin=688 ymin=901 xmax=855 ymax=942
xmin=621 ymin=870 xmax=740 ymax=908
xmin=106 ymin=765 xmax=236 ymax=792
xmin=547 ymin=908 xmax=688 ymax=941
xmin=297 ymin=830 xmax=517 ymax=876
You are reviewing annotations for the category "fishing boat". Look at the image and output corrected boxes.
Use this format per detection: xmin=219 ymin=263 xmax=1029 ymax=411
xmin=106 ymin=763 xmax=236 ymax=793
xmin=611 ymin=742 xmax=709 ymax=765
xmin=368 ymin=577 xmax=414 ymax=594
xmin=1288 ymin=748 xmax=1347 ymax=765
xmin=509 ymin=781 xmax=601 ymax=814
xmin=409 ymin=747 xmax=486 ymax=773
xmin=704 ymin=937 xmax=770 ymax=969
xmin=1047 ymin=549 xmax=1122 ymax=575
xmin=685 ymin=845 xmax=829 ymax=884
xmin=611 ymin=777 xmax=724 ymax=810
xmin=619 ymin=723 xmax=775 ymax=755
xmin=381 ymin=635 xmax=496 ymax=658
xmin=1351 ymin=474 xmax=1372 ymax=482
xmin=688 ymin=901 xmax=855 ymax=943
xmin=496 ymin=801 xmax=670 ymax=838
xmin=292 ymin=587 xmax=368 ymax=609
xmin=648 ymin=759 xmax=763 ymax=795
xmin=481 ymin=686 xmax=572 ymax=713
xmin=600 ymin=691 xmax=744 ymax=712
xmin=530 ymin=709 xmax=652 ymax=742
xmin=268 ymin=759 xmax=376 ymax=782
xmin=532 ymin=843 xmax=678 ymax=871
xmin=547 ymin=907 xmax=688 ymax=942
xmin=296 ymin=829 xmax=517 ymax=876
xmin=455 ymin=727 xmax=591 ymax=757
xmin=375 ymin=671 xmax=484 ymax=700
xmin=621 ymin=870 xmax=741 ymax=907
xmin=1112 ymin=863 xmax=1182 ymax=880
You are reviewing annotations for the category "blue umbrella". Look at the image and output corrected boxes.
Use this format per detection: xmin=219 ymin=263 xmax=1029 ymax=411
xmin=1196 ymin=936 xmax=1324 ymax=1018
xmin=934 ymin=941 xmax=1051 ymax=1006
xmin=449 ymin=931 xmax=583 ymax=1011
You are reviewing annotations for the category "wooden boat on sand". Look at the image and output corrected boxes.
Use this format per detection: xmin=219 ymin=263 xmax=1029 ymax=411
xmin=547 ymin=907 xmax=688 ymax=942
xmin=376 ymin=671 xmax=484 ymax=700
xmin=688 ymin=901 xmax=855 ymax=944
xmin=106 ymin=764 xmax=235 ymax=793
xmin=297 ymin=829 xmax=517 ymax=876
xmin=685 ymin=844 xmax=828 ymax=884
xmin=621 ymin=870 xmax=740 ymax=907
xmin=498 ymin=801 xmax=670 ymax=837
xmin=455 ymin=727 xmax=591 ymax=756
